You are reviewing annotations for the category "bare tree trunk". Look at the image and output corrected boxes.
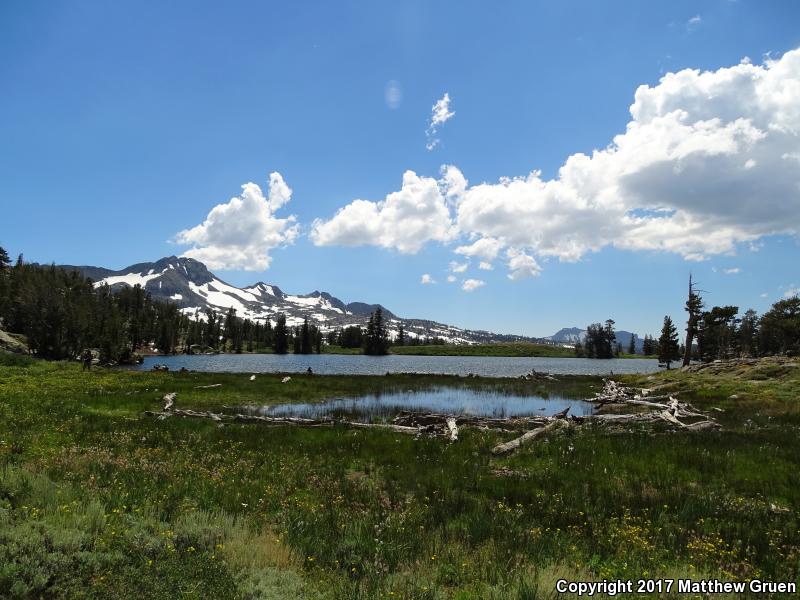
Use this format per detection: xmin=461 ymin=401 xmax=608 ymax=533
xmin=683 ymin=274 xmax=702 ymax=367
xmin=491 ymin=419 xmax=566 ymax=455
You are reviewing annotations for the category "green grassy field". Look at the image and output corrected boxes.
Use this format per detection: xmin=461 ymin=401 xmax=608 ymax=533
xmin=0 ymin=354 xmax=798 ymax=598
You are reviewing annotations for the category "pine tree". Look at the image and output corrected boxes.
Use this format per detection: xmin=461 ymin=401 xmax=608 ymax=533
xmin=738 ymin=309 xmax=758 ymax=357
xmin=642 ymin=334 xmax=654 ymax=356
xmin=0 ymin=245 xmax=10 ymax=321
xmin=223 ymin=307 xmax=237 ymax=350
xmin=697 ymin=306 xmax=739 ymax=361
xmin=292 ymin=326 xmax=302 ymax=354
xmin=263 ymin=319 xmax=273 ymax=348
xmin=314 ymin=328 xmax=323 ymax=353
xmin=603 ymin=319 xmax=616 ymax=358
xmin=683 ymin=274 xmax=704 ymax=366
xmin=364 ymin=313 xmax=376 ymax=354
xmin=396 ymin=323 xmax=405 ymax=346
xmin=272 ymin=314 xmax=289 ymax=354
xmin=758 ymin=297 xmax=800 ymax=356
xmin=300 ymin=317 xmax=312 ymax=354
xmin=364 ymin=308 xmax=389 ymax=355
xmin=658 ymin=316 xmax=680 ymax=369
xmin=627 ymin=334 xmax=636 ymax=355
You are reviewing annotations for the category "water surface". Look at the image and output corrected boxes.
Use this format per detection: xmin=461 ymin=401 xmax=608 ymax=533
xmin=130 ymin=353 xmax=660 ymax=377
xmin=240 ymin=386 xmax=596 ymax=420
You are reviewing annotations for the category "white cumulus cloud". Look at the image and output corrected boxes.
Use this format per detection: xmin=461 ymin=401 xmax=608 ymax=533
xmin=724 ymin=267 xmax=741 ymax=274
xmin=311 ymin=49 xmax=800 ymax=281
xmin=426 ymin=92 xmax=455 ymax=150
xmin=455 ymin=237 xmax=503 ymax=261
xmin=446 ymin=275 xmax=457 ymax=283
xmin=478 ymin=261 xmax=493 ymax=270
xmin=462 ymin=278 xmax=485 ymax=292
xmin=506 ymin=248 xmax=542 ymax=280
xmin=420 ymin=273 xmax=436 ymax=284
xmin=449 ymin=260 xmax=469 ymax=273
xmin=310 ymin=170 xmax=457 ymax=253
xmin=175 ymin=172 xmax=298 ymax=271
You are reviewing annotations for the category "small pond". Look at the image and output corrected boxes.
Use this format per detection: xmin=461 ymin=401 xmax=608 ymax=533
xmin=239 ymin=386 xmax=596 ymax=420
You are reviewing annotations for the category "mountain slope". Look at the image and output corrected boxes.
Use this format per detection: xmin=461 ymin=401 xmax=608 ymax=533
xmin=59 ymin=256 xmax=541 ymax=345
xmin=546 ymin=327 xmax=643 ymax=352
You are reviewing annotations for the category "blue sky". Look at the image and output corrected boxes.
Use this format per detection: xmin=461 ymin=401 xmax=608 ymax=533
xmin=1 ymin=1 xmax=799 ymax=338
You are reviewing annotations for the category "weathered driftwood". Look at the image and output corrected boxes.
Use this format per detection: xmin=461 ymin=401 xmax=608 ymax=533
xmin=446 ymin=417 xmax=458 ymax=442
xmin=145 ymin=408 xmax=433 ymax=435
xmin=194 ymin=383 xmax=222 ymax=389
xmin=518 ymin=369 xmax=558 ymax=382
xmin=588 ymin=380 xmax=720 ymax=431
xmin=492 ymin=419 xmax=567 ymax=455
xmin=391 ymin=411 xmax=550 ymax=431
xmin=347 ymin=421 xmax=422 ymax=435
xmin=148 ymin=378 xmax=720 ymax=446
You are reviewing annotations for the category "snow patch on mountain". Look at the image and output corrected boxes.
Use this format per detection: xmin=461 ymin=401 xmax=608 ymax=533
xmin=66 ymin=256 xmax=544 ymax=345
xmin=93 ymin=272 xmax=161 ymax=289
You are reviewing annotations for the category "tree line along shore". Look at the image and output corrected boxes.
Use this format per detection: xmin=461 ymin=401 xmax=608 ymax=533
xmin=1 ymin=247 xmax=798 ymax=366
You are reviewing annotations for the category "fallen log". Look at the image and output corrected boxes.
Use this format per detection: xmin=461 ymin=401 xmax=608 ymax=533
xmin=145 ymin=378 xmax=720 ymax=445
xmin=683 ymin=419 xmax=721 ymax=431
xmin=348 ymin=422 xmax=422 ymax=435
xmin=144 ymin=409 xmax=429 ymax=434
xmin=583 ymin=413 xmax=660 ymax=423
xmin=194 ymin=384 xmax=222 ymax=389
xmin=391 ymin=411 xmax=550 ymax=431
xmin=492 ymin=419 xmax=566 ymax=455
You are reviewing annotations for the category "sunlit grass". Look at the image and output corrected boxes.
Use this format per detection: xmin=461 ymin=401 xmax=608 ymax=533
xmin=0 ymin=356 xmax=798 ymax=597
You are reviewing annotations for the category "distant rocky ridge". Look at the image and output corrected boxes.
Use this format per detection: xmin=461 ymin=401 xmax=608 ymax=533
xmin=546 ymin=327 xmax=643 ymax=352
xmin=58 ymin=256 xmax=544 ymax=345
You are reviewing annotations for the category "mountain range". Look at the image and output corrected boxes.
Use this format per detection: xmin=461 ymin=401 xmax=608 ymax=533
xmin=58 ymin=256 xmax=546 ymax=345
xmin=546 ymin=327 xmax=643 ymax=352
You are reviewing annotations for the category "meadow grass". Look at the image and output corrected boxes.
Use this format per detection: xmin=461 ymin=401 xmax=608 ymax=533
xmin=0 ymin=354 xmax=798 ymax=598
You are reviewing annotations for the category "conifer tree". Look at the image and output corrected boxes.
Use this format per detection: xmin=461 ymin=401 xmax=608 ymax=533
xmin=314 ymin=327 xmax=322 ymax=353
xmin=738 ymin=309 xmax=758 ymax=357
xmin=300 ymin=317 xmax=312 ymax=354
xmin=627 ymin=334 xmax=636 ymax=355
xmin=683 ymin=274 xmax=704 ymax=366
xmin=0 ymin=245 xmax=10 ymax=320
xmin=658 ymin=316 xmax=680 ymax=369
xmin=272 ymin=314 xmax=289 ymax=354
xmin=222 ymin=307 xmax=237 ymax=349
xmin=263 ymin=319 xmax=273 ymax=348
xmin=758 ymin=296 xmax=800 ymax=356
xmin=364 ymin=308 xmax=389 ymax=355
xmin=292 ymin=326 xmax=302 ymax=354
